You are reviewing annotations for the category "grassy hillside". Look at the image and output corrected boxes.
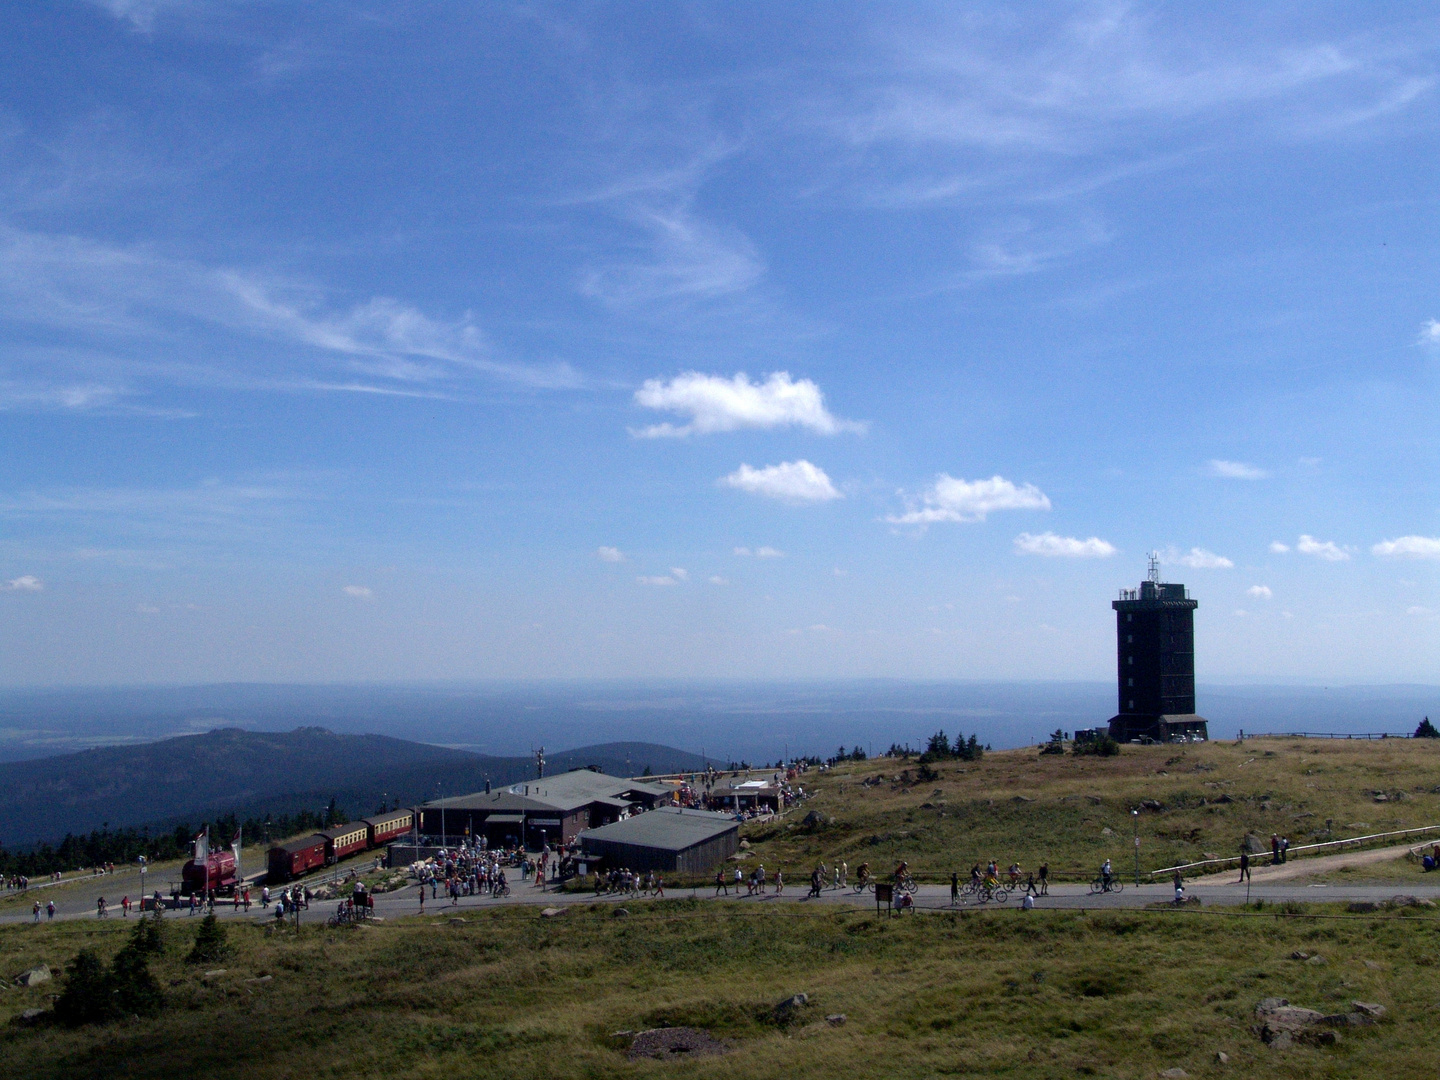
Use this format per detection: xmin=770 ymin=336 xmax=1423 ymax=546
xmin=742 ymin=737 xmax=1440 ymax=882
xmin=0 ymin=899 xmax=1428 ymax=1078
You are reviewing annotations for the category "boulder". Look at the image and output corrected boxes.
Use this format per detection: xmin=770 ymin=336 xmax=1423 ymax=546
xmin=802 ymin=810 xmax=830 ymax=828
xmin=738 ymin=839 xmax=751 ymax=850
xmin=774 ymin=993 xmax=810 ymax=1022
xmin=15 ymin=1007 xmax=46 ymax=1026
xmin=1254 ymin=997 xmax=1339 ymax=1049
xmin=1347 ymin=901 xmax=1381 ymax=914
xmin=1159 ymin=1070 xmax=1188 ymax=1079
xmin=825 ymin=1014 xmax=847 ymax=1026
xmin=15 ymin=967 xmax=50 ymax=988
xmin=539 ymin=907 xmax=564 ymax=919
xmin=1351 ymin=1001 xmax=1386 ymax=1019
xmin=613 ymin=907 xmax=630 ymax=917
xmin=1215 ymin=1051 xmax=1230 ymax=1065
xmin=1140 ymin=799 xmax=1165 ymax=812
xmin=1305 ymin=954 xmax=1327 ymax=966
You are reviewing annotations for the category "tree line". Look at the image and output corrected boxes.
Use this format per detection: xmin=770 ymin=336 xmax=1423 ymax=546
xmin=0 ymin=795 xmax=370 ymax=877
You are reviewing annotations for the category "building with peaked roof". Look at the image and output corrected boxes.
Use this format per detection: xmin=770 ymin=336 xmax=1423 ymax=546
xmin=577 ymin=807 xmax=739 ymax=874
xmin=415 ymin=768 xmax=673 ymax=849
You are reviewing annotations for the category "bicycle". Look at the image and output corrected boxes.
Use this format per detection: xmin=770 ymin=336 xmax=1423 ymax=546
xmin=974 ymin=882 xmax=1010 ymax=904
xmin=1088 ymin=877 xmax=1125 ymax=895
xmin=894 ymin=873 xmax=917 ymax=895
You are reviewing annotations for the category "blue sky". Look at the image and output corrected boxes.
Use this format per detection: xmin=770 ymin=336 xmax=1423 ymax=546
xmin=0 ymin=2 xmax=1437 ymax=685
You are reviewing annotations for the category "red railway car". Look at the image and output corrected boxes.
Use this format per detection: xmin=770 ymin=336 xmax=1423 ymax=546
xmin=363 ymin=809 xmax=413 ymax=848
xmin=181 ymin=851 xmax=238 ymax=896
xmin=321 ymin=822 xmax=370 ymax=863
xmin=267 ymin=834 xmax=327 ymax=882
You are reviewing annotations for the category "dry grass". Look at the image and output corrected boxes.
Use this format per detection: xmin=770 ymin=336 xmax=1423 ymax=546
xmin=0 ymin=898 xmax=1434 ymax=1079
xmin=741 ymin=738 xmax=1440 ymax=882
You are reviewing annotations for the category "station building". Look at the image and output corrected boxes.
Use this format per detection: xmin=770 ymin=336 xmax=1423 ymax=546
xmin=416 ymin=768 xmax=673 ymax=849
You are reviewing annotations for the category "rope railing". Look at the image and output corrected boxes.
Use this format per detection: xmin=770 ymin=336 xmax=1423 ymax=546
xmin=1149 ymin=822 xmax=1440 ymax=877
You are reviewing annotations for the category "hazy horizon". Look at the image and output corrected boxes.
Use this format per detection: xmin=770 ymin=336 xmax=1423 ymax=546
xmin=1 ymin=680 xmax=1433 ymax=766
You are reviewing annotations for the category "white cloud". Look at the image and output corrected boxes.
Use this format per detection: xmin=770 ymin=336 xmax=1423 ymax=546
xmin=670 ymin=568 xmax=689 ymax=582
xmin=1247 ymin=585 xmax=1273 ymax=600
xmin=1372 ymin=535 xmax=1440 ymax=560
xmin=632 ymin=372 xmax=862 ymax=438
xmin=1206 ymin=459 xmax=1269 ymax=480
xmin=721 ymin=461 xmax=841 ymax=503
xmin=1269 ymin=541 xmax=1291 ymax=554
xmin=1408 ymin=605 xmax=1434 ymax=617
xmin=136 ymin=603 xmax=161 ymax=614
xmin=637 ymin=574 xmax=680 ymax=586
xmin=342 ymin=585 xmax=373 ymax=598
xmin=1420 ymin=319 xmax=1440 ymax=345
xmin=887 ymin=474 xmax=1050 ymax=525
xmin=1014 ymin=532 xmax=1116 ymax=558
xmin=1297 ymin=535 xmax=1351 ymax=561
xmin=596 ymin=546 xmax=625 ymax=563
xmin=3 ymin=575 xmax=43 ymax=592
xmin=708 ymin=575 xmax=728 ymax=586
xmin=733 ymin=545 xmax=784 ymax=558
xmin=1163 ymin=546 xmax=1234 ymax=570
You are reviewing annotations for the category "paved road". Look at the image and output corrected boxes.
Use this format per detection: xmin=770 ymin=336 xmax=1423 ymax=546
xmin=10 ymin=872 xmax=1440 ymax=926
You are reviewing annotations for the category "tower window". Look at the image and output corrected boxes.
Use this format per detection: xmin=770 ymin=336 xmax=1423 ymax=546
xmin=1127 ymin=656 xmax=1133 ymax=665
xmin=1127 ymin=699 xmax=1134 ymax=710
xmin=1127 ymin=678 xmax=1134 ymax=687
xmin=1127 ymin=635 xmax=1133 ymax=644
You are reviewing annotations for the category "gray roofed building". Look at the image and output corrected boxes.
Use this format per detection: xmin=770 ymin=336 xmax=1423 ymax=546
xmin=415 ymin=768 xmax=676 ymax=848
xmin=578 ymin=807 xmax=739 ymax=874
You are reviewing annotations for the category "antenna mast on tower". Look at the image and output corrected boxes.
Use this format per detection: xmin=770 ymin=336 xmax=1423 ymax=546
xmin=1147 ymin=551 xmax=1161 ymax=584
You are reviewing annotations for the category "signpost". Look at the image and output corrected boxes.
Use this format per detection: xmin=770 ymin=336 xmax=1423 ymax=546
xmin=875 ymin=882 xmax=893 ymax=917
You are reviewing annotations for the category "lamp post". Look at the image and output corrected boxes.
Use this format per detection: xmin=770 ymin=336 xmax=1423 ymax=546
xmin=1132 ymin=808 xmax=1140 ymax=886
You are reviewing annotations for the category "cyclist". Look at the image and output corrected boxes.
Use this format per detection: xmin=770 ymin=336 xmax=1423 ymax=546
xmin=1007 ymin=863 xmax=1022 ymax=886
xmin=855 ymin=863 xmax=871 ymax=891
xmin=1100 ymin=858 xmax=1114 ymax=892
xmin=893 ymin=860 xmax=909 ymax=884
xmin=969 ymin=863 xmax=983 ymax=888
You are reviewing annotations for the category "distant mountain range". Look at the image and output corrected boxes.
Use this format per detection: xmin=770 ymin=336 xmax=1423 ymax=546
xmin=0 ymin=727 xmax=714 ymax=848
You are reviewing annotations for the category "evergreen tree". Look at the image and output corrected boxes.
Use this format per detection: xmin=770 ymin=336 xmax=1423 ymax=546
xmin=130 ymin=910 xmax=166 ymax=956
xmin=108 ymin=942 xmax=164 ymax=1017
xmin=54 ymin=950 xmax=111 ymax=1026
xmin=1416 ymin=716 xmax=1439 ymax=739
xmin=186 ymin=913 xmax=231 ymax=965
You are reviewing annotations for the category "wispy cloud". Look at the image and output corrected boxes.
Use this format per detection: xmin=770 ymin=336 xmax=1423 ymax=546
xmin=596 ymin=546 xmax=625 ymax=563
xmin=721 ymin=461 xmax=841 ymax=503
xmin=637 ymin=569 xmax=688 ymax=586
xmin=1373 ymin=535 xmax=1440 ymax=559
xmin=1421 ymin=319 xmax=1440 ymax=345
xmin=2 ymin=575 xmax=43 ymax=592
xmin=581 ymin=202 xmax=764 ymax=308
xmin=734 ymin=546 xmax=784 ymax=558
xmin=1269 ymin=541 xmax=1291 ymax=554
xmin=632 ymin=371 xmax=863 ymax=438
xmin=342 ymin=584 xmax=373 ymax=599
xmin=1247 ymin=584 xmax=1273 ymax=600
xmin=0 ymin=224 xmax=581 ymax=403
xmin=1206 ymin=459 xmax=1269 ymax=480
xmin=1014 ymin=532 xmax=1116 ymax=558
xmin=887 ymin=474 xmax=1049 ymax=526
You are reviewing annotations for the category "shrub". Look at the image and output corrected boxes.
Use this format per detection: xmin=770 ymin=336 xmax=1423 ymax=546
xmin=108 ymin=942 xmax=164 ymax=1017
xmin=1039 ymin=729 xmax=1066 ymax=755
xmin=1073 ymin=733 xmax=1120 ymax=757
xmin=1416 ymin=716 xmax=1439 ymax=739
xmin=186 ymin=913 xmax=231 ymax=965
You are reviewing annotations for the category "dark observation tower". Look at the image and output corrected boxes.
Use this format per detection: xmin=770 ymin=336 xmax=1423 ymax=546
xmin=1108 ymin=554 xmax=1208 ymax=743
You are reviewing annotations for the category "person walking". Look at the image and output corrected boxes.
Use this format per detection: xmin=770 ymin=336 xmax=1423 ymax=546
xmin=1270 ymin=833 xmax=1281 ymax=866
xmin=1172 ymin=869 xmax=1185 ymax=904
xmin=735 ymin=866 xmax=743 ymax=895
xmin=1236 ymin=848 xmax=1251 ymax=884
xmin=1280 ymin=836 xmax=1290 ymax=864
xmin=839 ymin=860 xmax=848 ymax=888
xmin=715 ymin=868 xmax=728 ymax=896
xmin=773 ymin=869 xmax=783 ymax=895
xmin=1038 ymin=863 xmax=1049 ymax=896
xmin=31 ymin=900 xmax=40 ymax=922
xmin=121 ymin=895 xmax=131 ymax=917
xmin=46 ymin=900 xmax=55 ymax=920
xmin=950 ymin=871 xmax=959 ymax=907
xmin=418 ymin=880 xmax=426 ymax=913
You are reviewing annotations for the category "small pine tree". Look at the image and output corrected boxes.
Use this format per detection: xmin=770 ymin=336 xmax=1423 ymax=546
xmin=1416 ymin=717 xmax=1439 ymax=739
xmin=130 ymin=909 xmax=165 ymax=956
xmin=108 ymin=942 xmax=164 ymax=1017
xmin=850 ymin=745 xmax=867 ymax=761
xmin=186 ymin=912 xmax=231 ymax=965
xmin=54 ymin=950 xmax=111 ymax=1026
